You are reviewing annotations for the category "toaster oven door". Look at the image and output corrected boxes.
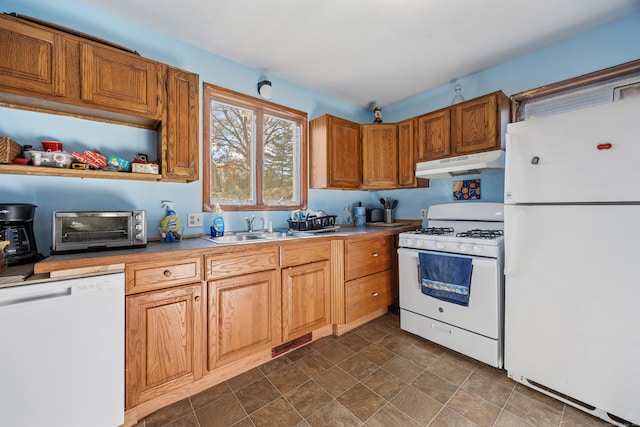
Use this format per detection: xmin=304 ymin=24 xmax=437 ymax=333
xmin=52 ymin=211 xmax=145 ymax=253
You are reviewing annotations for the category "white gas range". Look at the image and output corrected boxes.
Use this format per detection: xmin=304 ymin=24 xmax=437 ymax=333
xmin=398 ymin=202 xmax=505 ymax=368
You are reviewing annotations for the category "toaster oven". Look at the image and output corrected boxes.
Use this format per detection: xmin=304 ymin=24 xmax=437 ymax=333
xmin=51 ymin=210 xmax=147 ymax=254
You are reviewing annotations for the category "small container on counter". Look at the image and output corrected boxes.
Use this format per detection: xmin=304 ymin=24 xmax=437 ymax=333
xmin=354 ymin=206 xmax=366 ymax=227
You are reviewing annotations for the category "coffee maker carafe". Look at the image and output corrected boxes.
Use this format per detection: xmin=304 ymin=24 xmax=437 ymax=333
xmin=0 ymin=204 xmax=42 ymax=266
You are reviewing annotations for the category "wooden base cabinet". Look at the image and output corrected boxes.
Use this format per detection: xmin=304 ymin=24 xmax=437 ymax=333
xmin=208 ymin=270 xmax=280 ymax=369
xmin=280 ymin=241 xmax=332 ymax=341
xmin=205 ymin=247 xmax=281 ymax=370
xmin=333 ymin=235 xmax=396 ymax=333
xmin=282 ymin=260 xmax=330 ymax=341
xmin=125 ymin=283 xmax=204 ymax=409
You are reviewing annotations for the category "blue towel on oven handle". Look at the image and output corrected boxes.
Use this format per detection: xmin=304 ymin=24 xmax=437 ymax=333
xmin=419 ymin=252 xmax=473 ymax=307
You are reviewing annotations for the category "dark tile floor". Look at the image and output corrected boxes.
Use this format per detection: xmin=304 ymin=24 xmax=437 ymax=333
xmin=136 ymin=313 xmax=612 ymax=427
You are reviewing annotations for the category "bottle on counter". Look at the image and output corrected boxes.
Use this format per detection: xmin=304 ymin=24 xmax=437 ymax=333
xmin=342 ymin=207 xmax=353 ymax=225
xmin=211 ymin=203 xmax=225 ymax=237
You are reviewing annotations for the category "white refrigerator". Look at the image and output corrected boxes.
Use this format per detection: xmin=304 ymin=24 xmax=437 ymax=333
xmin=504 ymin=96 xmax=640 ymax=427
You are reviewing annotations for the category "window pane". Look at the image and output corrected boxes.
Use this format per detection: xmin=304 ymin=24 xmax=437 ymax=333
xmin=263 ymin=114 xmax=300 ymax=206
xmin=208 ymin=100 xmax=256 ymax=205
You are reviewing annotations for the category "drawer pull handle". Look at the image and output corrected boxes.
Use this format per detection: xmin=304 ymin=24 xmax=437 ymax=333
xmin=163 ymin=270 xmax=172 ymax=277
xmin=371 ymin=292 xmax=379 ymax=297
xmin=194 ymin=295 xmax=200 ymax=302
xmin=371 ymin=252 xmax=379 ymax=257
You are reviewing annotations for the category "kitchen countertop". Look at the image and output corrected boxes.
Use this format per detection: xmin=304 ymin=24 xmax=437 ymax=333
xmin=23 ymin=221 xmax=419 ymax=284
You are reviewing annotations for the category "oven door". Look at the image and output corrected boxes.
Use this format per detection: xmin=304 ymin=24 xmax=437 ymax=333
xmin=398 ymin=247 xmax=503 ymax=339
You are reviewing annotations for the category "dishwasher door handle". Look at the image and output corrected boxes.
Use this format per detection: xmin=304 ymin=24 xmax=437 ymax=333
xmin=0 ymin=287 xmax=72 ymax=307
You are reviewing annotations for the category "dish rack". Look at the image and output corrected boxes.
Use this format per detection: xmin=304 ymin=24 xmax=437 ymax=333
xmin=287 ymin=215 xmax=336 ymax=231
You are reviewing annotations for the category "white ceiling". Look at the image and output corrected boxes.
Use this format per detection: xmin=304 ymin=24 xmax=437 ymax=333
xmin=78 ymin=0 xmax=640 ymax=109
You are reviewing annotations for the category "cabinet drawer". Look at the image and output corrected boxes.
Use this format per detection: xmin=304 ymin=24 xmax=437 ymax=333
xmin=345 ymin=236 xmax=394 ymax=281
xmin=345 ymin=269 xmax=393 ymax=323
xmin=126 ymin=257 xmax=202 ymax=294
xmin=280 ymin=240 xmax=331 ymax=267
xmin=206 ymin=247 xmax=278 ymax=280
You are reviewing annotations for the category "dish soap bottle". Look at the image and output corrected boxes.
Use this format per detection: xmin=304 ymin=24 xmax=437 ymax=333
xmin=210 ymin=203 xmax=225 ymax=237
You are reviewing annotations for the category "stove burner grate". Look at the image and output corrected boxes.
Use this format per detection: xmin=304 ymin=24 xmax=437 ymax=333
xmin=414 ymin=227 xmax=454 ymax=235
xmin=456 ymin=229 xmax=503 ymax=239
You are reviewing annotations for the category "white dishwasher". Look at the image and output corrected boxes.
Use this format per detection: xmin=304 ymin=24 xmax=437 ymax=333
xmin=0 ymin=272 xmax=124 ymax=427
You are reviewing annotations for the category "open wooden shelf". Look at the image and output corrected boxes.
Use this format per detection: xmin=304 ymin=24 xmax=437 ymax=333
xmin=0 ymin=163 xmax=163 ymax=181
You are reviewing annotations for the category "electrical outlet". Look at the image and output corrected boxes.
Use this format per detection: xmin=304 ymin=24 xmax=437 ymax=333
xmin=420 ymin=209 xmax=427 ymax=219
xmin=187 ymin=213 xmax=203 ymax=228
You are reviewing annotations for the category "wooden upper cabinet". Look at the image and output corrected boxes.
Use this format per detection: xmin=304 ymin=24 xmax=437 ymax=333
xmin=161 ymin=67 xmax=199 ymax=182
xmin=0 ymin=17 xmax=67 ymax=98
xmin=80 ymin=43 xmax=161 ymax=118
xmin=310 ymin=115 xmax=361 ymax=189
xmin=361 ymin=123 xmax=398 ymax=189
xmin=416 ymin=108 xmax=451 ymax=161
xmin=416 ymin=91 xmax=509 ymax=162
xmin=452 ymin=91 xmax=507 ymax=155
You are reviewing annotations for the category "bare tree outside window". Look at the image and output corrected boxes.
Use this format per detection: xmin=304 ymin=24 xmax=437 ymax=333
xmin=203 ymin=84 xmax=307 ymax=212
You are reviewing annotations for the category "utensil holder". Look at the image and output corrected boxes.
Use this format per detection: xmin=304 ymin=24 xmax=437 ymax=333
xmin=384 ymin=209 xmax=393 ymax=224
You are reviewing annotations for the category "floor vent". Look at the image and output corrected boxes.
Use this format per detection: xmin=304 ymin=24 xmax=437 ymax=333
xmin=271 ymin=332 xmax=312 ymax=357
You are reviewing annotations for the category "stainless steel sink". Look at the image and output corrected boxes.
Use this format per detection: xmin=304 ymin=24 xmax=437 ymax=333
xmin=201 ymin=230 xmax=312 ymax=245
xmin=201 ymin=234 xmax=267 ymax=244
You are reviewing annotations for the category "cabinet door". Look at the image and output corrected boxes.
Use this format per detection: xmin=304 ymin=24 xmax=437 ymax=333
xmin=80 ymin=43 xmax=160 ymax=116
xmin=416 ymin=108 xmax=451 ymax=161
xmin=361 ymin=124 xmax=398 ymax=189
xmin=310 ymin=115 xmax=361 ymax=189
xmin=162 ymin=67 xmax=199 ymax=182
xmin=452 ymin=93 xmax=500 ymax=155
xmin=208 ymin=270 xmax=280 ymax=369
xmin=397 ymin=119 xmax=416 ymax=187
xmin=0 ymin=18 xmax=66 ymax=97
xmin=125 ymin=283 xmax=203 ymax=409
xmin=282 ymin=260 xmax=330 ymax=341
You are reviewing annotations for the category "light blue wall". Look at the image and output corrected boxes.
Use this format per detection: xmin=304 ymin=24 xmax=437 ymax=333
xmin=1 ymin=0 xmax=639 ymax=254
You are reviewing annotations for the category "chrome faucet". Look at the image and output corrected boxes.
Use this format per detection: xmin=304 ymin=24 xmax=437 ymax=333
xmin=245 ymin=215 xmax=256 ymax=232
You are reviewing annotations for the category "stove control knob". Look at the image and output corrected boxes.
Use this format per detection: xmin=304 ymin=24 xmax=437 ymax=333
xmin=472 ymin=245 xmax=482 ymax=254
xmin=435 ymin=242 xmax=444 ymax=250
xmin=458 ymin=243 xmax=468 ymax=252
xmin=401 ymin=238 xmax=412 ymax=247
xmin=415 ymin=240 xmax=423 ymax=248
xmin=135 ymin=224 xmax=143 ymax=231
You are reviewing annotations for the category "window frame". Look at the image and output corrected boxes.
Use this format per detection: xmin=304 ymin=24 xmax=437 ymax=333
xmin=202 ymin=83 xmax=308 ymax=212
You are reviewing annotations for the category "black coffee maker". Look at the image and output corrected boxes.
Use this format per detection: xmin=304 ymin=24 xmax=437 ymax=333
xmin=0 ymin=203 xmax=42 ymax=266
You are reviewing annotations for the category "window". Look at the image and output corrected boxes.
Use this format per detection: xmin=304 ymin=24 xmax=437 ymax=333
xmin=203 ymin=83 xmax=308 ymax=211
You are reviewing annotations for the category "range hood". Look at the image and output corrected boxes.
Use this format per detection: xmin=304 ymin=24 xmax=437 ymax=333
xmin=415 ymin=150 xmax=505 ymax=179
